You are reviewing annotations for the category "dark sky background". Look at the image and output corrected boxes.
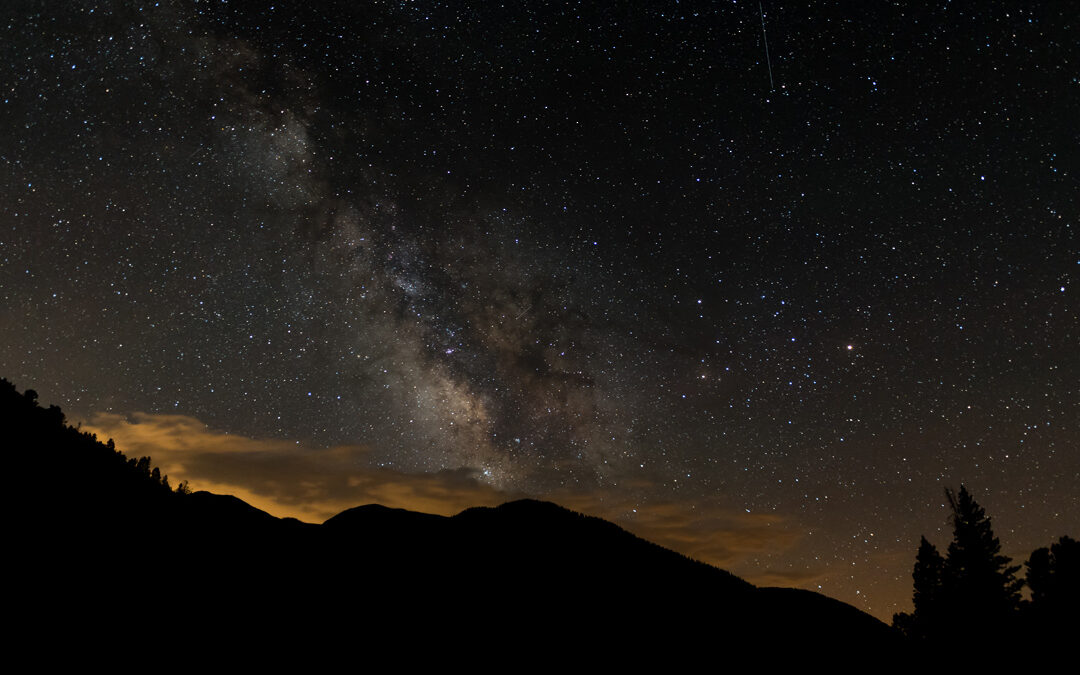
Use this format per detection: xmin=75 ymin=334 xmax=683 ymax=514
xmin=1 ymin=0 xmax=1076 ymax=621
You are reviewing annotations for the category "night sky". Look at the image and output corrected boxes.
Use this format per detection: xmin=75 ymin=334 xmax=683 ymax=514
xmin=2 ymin=0 xmax=1076 ymax=621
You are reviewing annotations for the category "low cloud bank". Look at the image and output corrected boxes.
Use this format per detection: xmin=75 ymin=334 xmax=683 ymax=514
xmin=85 ymin=412 xmax=807 ymax=581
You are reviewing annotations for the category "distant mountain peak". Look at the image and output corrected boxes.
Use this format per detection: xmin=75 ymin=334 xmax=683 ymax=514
xmin=323 ymin=502 xmax=447 ymax=529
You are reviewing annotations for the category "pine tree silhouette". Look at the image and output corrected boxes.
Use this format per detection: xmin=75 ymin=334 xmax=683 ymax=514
xmin=913 ymin=536 xmax=945 ymax=637
xmin=940 ymin=486 xmax=1022 ymax=638
xmin=893 ymin=535 xmax=946 ymax=642
xmin=895 ymin=486 xmax=1026 ymax=648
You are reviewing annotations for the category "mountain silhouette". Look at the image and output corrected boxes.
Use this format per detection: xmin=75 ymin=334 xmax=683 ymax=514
xmin=5 ymin=377 xmax=903 ymax=664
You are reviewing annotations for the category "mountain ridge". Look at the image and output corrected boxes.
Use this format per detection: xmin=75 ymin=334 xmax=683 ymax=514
xmin=4 ymin=376 xmax=903 ymax=662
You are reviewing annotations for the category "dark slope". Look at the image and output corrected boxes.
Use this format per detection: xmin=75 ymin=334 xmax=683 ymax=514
xmin=324 ymin=502 xmax=448 ymax=535
xmin=447 ymin=499 xmax=752 ymax=599
xmin=5 ymin=378 xmax=903 ymax=662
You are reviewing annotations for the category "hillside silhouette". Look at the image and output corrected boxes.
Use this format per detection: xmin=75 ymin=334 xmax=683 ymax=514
xmin=5 ymin=378 xmax=902 ymax=663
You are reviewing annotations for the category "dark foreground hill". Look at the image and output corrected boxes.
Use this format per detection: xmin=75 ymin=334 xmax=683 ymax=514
xmin=5 ymin=378 xmax=901 ymax=664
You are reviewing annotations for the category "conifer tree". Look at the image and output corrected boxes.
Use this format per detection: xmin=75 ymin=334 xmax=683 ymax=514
xmin=894 ymin=535 xmax=947 ymax=641
xmin=911 ymin=536 xmax=945 ymax=635
xmin=942 ymin=486 xmax=1022 ymax=631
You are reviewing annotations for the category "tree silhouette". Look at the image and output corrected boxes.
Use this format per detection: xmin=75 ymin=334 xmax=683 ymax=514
xmin=913 ymin=536 xmax=945 ymax=614
xmin=1024 ymin=535 xmax=1079 ymax=644
xmin=1026 ymin=535 xmax=1078 ymax=607
xmin=942 ymin=485 xmax=1022 ymax=631
xmin=912 ymin=536 xmax=945 ymax=637
xmin=1027 ymin=545 xmax=1054 ymax=606
xmin=893 ymin=536 xmax=946 ymax=642
xmin=895 ymin=486 xmax=1024 ymax=646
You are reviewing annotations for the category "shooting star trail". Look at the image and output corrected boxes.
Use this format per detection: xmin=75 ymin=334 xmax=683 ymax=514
xmin=759 ymin=2 xmax=775 ymax=90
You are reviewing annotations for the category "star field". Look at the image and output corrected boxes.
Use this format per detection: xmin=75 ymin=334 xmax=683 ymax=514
xmin=1 ymin=1 xmax=1076 ymax=620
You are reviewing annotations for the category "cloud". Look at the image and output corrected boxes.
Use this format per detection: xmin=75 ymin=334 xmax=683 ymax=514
xmin=83 ymin=412 xmax=805 ymax=579
xmin=747 ymin=567 xmax=830 ymax=588
xmin=554 ymin=492 xmax=805 ymax=572
xmin=83 ymin=412 xmax=510 ymax=522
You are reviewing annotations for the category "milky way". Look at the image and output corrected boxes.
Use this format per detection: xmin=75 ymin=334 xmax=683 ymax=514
xmin=1 ymin=1 xmax=1076 ymax=620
